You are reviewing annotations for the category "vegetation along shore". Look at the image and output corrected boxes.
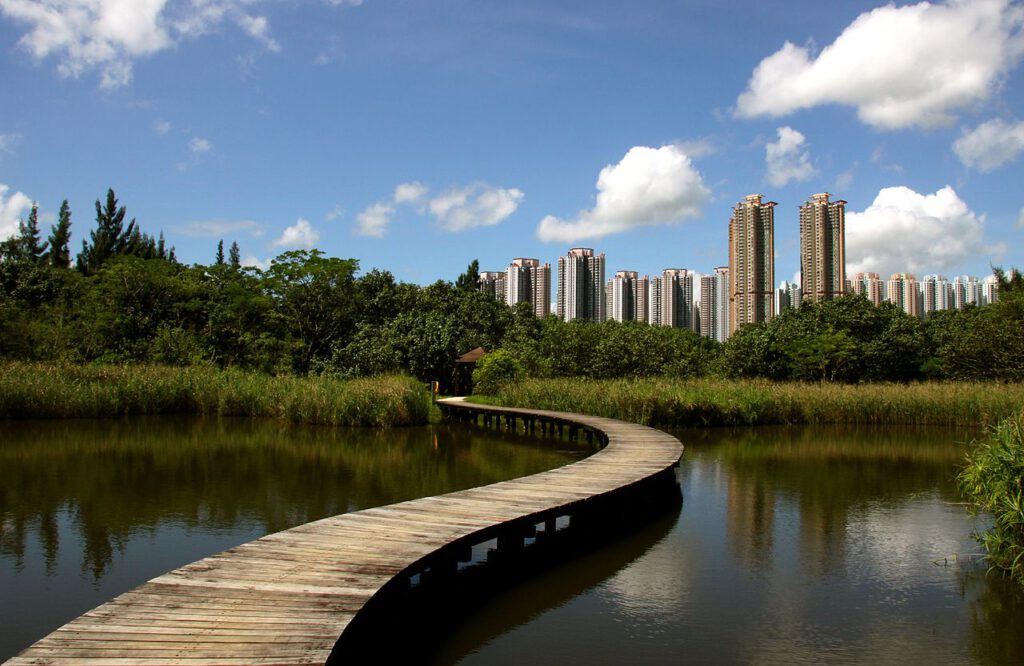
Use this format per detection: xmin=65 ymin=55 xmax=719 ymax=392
xmin=0 ymin=363 xmax=432 ymax=427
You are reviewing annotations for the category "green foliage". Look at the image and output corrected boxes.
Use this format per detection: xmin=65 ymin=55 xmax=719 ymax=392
xmin=47 ymin=200 xmax=72 ymax=268
xmin=473 ymin=349 xmax=524 ymax=395
xmin=960 ymin=411 xmax=1024 ymax=587
xmin=455 ymin=259 xmax=480 ymax=292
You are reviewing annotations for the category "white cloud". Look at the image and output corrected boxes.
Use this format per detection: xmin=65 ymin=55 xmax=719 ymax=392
xmin=189 ymin=136 xmax=211 ymax=153
xmin=846 ymin=185 xmax=1002 ymax=276
xmin=241 ymin=255 xmax=270 ymax=271
xmin=355 ymin=202 xmax=394 ymax=238
xmin=325 ymin=204 xmax=344 ymax=221
xmin=0 ymin=184 xmax=33 ymax=240
xmin=953 ymin=118 xmax=1024 ymax=171
xmin=176 ymin=219 xmax=263 ymax=237
xmin=765 ymin=126 xmax=816 ymax=187
xmin=0 ymin=1 xmax=285 ymax=88
xmin=393 ymin=181 xmax=428 ymax=205
xmin=673 ymin=137 xmax=716 ymax=159
xmin=270 ymin=218 xmax=319 ymax=249
xmin=428 ymin=183 xmax=523 ymax=232
xmin=154 ymin=120 xmax=171 ymax=135
xmin=736 ymin=0 xmax=1024 ymax=129
xmin=236 ymin=14 xmax=279 ymax=53
xmin=536 ymin=145 xmax=710 ymax=243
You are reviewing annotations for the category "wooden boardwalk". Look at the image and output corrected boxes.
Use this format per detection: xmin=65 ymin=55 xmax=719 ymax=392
xmin=7 ymin=399 xmax=682 ymax=665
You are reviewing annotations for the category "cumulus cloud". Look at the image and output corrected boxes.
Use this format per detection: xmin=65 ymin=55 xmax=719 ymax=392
xmin=846 ymin=185 xmax=1002 ymax=276
xmin=765 ymin=126 xmax=816 ymax=187
xmin=393 ymin=181 xmax=428 ymax=205
xmin=189 ymin=137 xmax=211 ymax=153
xmin=428 ymin=184 xmax=523 ymax=232
xmin=355 ymin=202 xmax=394 ymax=238
xmin=0 ymin=0 xmax=286 ymax=88
xmin=1 ymin=184 xmax=33 ymax=240
xmin=953 ymin=118 xmax=1024 ymax=171
xmin=736 ymin=0 xmax=1024 ymax=129
xmin=270 ymin=218 xmax=319 ymax=249
xmin=536 ymin=145 xmax=710 ymax=243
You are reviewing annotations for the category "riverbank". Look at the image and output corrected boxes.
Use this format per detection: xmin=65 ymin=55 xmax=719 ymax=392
xmin=469 ymin=378 xmax=1024 ymax=427
xmin=0 ymin=363 xmax=432 ymax=427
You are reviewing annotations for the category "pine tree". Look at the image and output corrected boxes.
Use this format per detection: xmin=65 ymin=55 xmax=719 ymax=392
xmin=77 ymin=188 xmax=137 ymax=275
xmin=229 ymin=241 xmax=241 ymax=269
xmin=215 ymin=240 xmax=225 ymax=266
xmin=17 ymin=204 xmax=48 ymax=262
xmin=455 ymin=259 xmax=480 ymax=291
xmin=47 ymin=199 xmax=72 ymax=268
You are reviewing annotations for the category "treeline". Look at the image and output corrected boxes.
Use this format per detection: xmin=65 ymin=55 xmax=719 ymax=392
xmin=2 ymin=188 xmax=1022 ymax=385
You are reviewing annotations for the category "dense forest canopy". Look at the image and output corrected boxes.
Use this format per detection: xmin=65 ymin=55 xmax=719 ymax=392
xmin=2 ymin=189 xmax=1022 ymax=385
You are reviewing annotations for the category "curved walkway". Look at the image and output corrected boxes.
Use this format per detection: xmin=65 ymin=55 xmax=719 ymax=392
xmin=8 ymin=399 xmax=683 ymax=665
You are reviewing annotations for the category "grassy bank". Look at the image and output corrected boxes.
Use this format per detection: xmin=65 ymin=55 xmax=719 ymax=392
xmin=0 ymin=363 xmax=432 ymax=427
xmin=960 ymin=411 xmax=1024 ymax=587
xmin=470 ymin=378 xmax=1024 ymax=428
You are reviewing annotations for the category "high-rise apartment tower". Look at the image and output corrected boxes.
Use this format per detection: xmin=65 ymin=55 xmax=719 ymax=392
xmin=556 ymin=248 xmax=606 ymax=322
xmin=505 ymin=258 xmax=550 ymax=317
xmin=799 ymin=192 xmax=846 ymax=304
xmin=729 ymin=194 xmax=776 ymax=334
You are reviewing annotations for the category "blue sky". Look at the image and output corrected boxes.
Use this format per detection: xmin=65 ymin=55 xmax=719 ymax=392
xmin=1 ymin=0 xmax=1022 ymax=286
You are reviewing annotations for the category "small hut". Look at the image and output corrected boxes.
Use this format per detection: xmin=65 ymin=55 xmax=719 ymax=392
xmin=452 ymin=346 xmax=488 ymax=396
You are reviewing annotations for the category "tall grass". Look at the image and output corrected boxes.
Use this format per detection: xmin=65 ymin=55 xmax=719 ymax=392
xmin=475 ymin=378 xmax=1024 ymax=428
xmin=0 ymin=363 xmax=432 ymax=427
xmin=960 ymin=410 xmax=1024 ymax=587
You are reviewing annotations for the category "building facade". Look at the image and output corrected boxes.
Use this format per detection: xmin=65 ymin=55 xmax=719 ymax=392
xmin=851 ymin=271 xmax=884 ymax=305
xmin=478 ymin=271 xmax=506 ymax=303
xmin=888 ymin=273 xmax=920 ymax=318
xmin=556 ymin=247 xmax=606 ymax=323
xmin=729 ymin=194 xmax=776 ymax=334
xmin=660 ymin=269 xmax=695 ymax=329
xmin=505 ymin=258 xmax=551 ymax=317
xmin=609 ymin=270 xmax=639 ymax=322
xmin=799 ymin=192 xmax=846 ymax=304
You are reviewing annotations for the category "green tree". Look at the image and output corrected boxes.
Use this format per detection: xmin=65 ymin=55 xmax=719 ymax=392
xmin=455 ymin=259 xmax=480 ymax=292
xmin=215 ymin=240 xmax=225 ymax=266
xmin=229 ymin=241 xmax=241 ymax=269
xmin=77 ymin=189 xmax=138 ymax=275
xmin=263 ymin=250 xmax=360 ymax=374
xmin=47 ymin=199 xmax=72 ymax=268
xmin=473 ymin=349 xmax=524 ymax=395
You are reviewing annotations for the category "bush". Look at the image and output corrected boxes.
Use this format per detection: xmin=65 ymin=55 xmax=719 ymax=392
xmin=472 ymin=349 xmax=524 ymax=395
xmin=960 ymin=410 xmax=1024 ymax=587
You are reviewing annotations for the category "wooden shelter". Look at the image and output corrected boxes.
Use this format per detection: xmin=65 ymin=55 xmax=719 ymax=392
xmin=452 ymin=346 xmax=488 ymax=395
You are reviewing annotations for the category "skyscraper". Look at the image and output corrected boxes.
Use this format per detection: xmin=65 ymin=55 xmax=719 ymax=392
xmin=888 ymin=273 xmax=920 ymax=318
xmin=505 ymin=258 xmax=551 ymax=317
xmin=636 ymin=274 xmax=650 ymax=325
xmin=556 ymin=248 xmax=605 ymax=322
xmin=714 ymin=266 xmax=730 ymax=342
xmin=699 ymin=274 xmax=716 ymax=339
xmin=660 ymin=269 xmax=695 ymax=329
xmin=478 ymin=271 xmax=506 ymax=303
xmin=921 ymin=274 xmax=951 ymax=318
xmin=799 ymin=192 xmax=846 ymax=304
xmin=851 ymin=272 xmax=884 ymax=305
xmin=729 ymin=194 xmax=776 ymax=334
xmin=647 ymin=276 xmax=662 ymax=326
xmin=609 ymin=271 xmax=639 ymax=322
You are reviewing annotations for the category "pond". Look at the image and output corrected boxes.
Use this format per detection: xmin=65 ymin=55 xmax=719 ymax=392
xmin=430 ymin=425 xmax=1024 ymax=665
xmin=0 ymin=416 xmax=586 ymax=661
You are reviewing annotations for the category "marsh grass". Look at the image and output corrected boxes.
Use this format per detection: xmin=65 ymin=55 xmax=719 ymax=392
xmin=960 ymin=410 xmax=1024 ymax=587
xmin=0 ymin=363 xmax=432 ymax=427
xmin=474 ymin=378 xmax=1024 ymax=428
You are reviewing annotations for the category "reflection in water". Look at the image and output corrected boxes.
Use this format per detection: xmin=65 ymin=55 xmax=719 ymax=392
xmin=0 ymin=416 xmax=585 ymax=661
xmin=439 ymin=425 xmax=1024 ymax=666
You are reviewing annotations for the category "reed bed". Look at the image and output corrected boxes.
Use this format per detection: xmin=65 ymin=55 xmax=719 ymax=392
xmin=0 ymin=363 xmax=432 ymax=427
xmin=477 ymin=378 xmax=1024 ymax=428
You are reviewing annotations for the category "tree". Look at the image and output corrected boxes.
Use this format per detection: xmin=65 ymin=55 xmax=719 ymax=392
xmin=47 ymin=200 xmax=72 ymax=268
xmin=229 ymin=242 xmax=241 ymax=269
xmin=77 ymin=189 xmax=137 ymax=275
xmin=455 ymin=259 xmax=480 ymax=292
xmin=17 ymin=204 xmax=48 ymax=263
xmin=215 ymin=240 xmax=225 ymax=266
xmin=263 ymin=250 xmax=360 ymax=373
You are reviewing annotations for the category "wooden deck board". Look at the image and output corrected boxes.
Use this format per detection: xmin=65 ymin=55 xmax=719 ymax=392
xmin=7 ymin=399 xmax=681 ymax=666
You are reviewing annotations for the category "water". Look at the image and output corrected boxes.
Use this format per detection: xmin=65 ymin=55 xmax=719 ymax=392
xmin=432 ymin=425 xmax=1024 ymax=665
xmin=0 ymin=416 xmax=585 ymax=661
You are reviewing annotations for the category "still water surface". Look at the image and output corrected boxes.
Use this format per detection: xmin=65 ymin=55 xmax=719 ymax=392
xmin=433 ymin=425 xmax=1024 ymax=665
xmin=0 ymin=416 xmax=584 ymax=661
